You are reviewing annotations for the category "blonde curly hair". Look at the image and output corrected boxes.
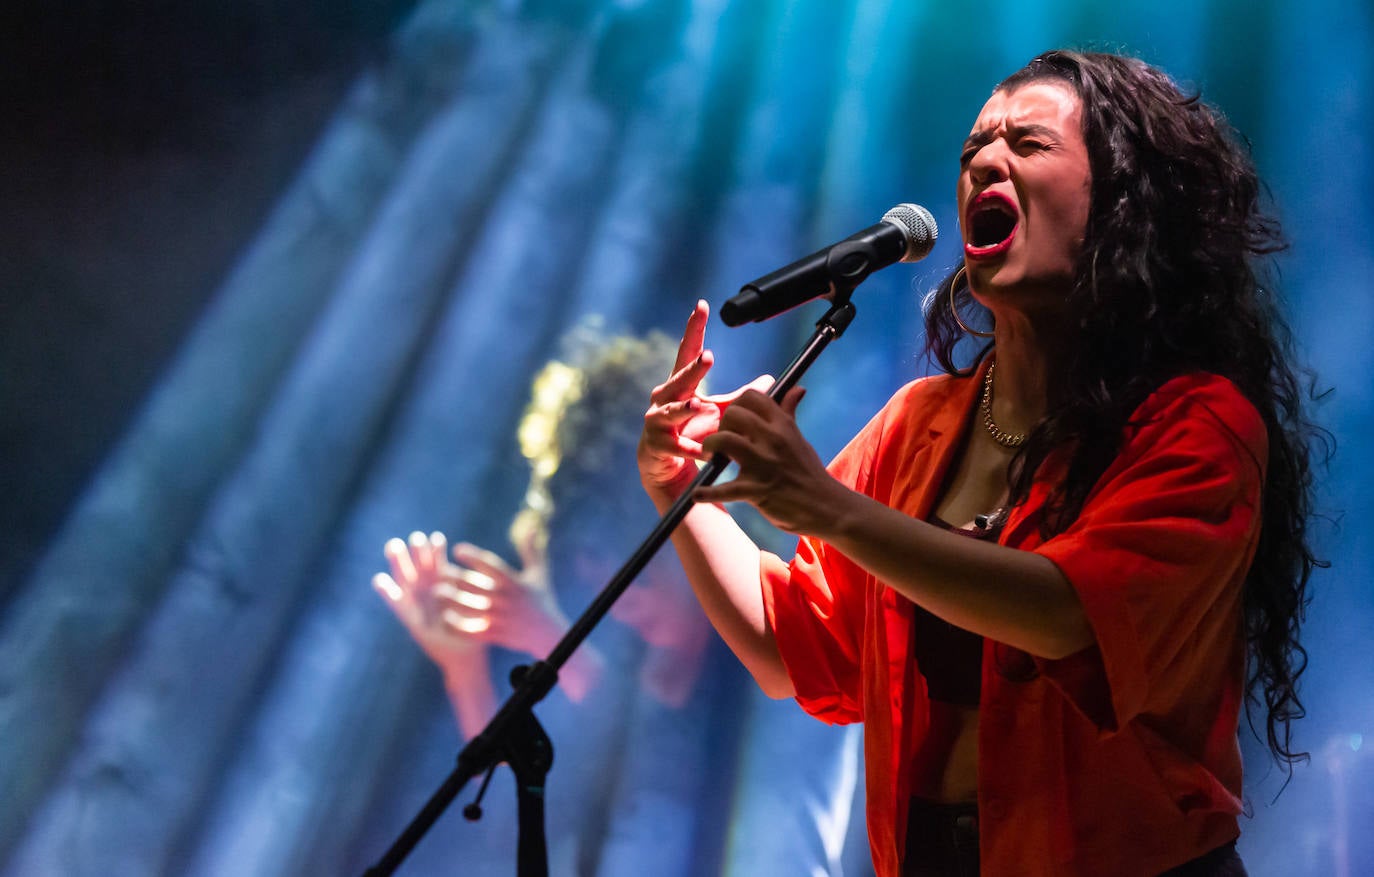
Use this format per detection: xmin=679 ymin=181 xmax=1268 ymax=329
xmin=509 ymin=321 xmax=680 ymax=559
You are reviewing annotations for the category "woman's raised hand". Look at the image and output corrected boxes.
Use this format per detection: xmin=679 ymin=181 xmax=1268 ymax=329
xmin=692 ymin=384 xmax=846 ymax=537
xmin=639 ymin=300 xmax=771 ymax=497
xmin=373 ymin=531 xmax=492 ymax=677
xmin=445 ymin=532 xmax=571 ymax=659
xmin=375 ymin=527 xmax=572 ymax=660
xmin=372 ymin=531 xmax=496 ymax=737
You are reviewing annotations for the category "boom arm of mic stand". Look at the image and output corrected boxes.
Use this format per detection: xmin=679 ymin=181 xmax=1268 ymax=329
xmin=362 ymin=298 xmax=858 ymax=877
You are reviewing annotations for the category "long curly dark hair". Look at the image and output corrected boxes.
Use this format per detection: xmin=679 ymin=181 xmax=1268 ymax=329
xmin=925 ymin=50 xmax=1328 ymax=770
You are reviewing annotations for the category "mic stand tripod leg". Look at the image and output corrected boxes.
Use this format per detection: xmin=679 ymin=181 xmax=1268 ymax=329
xmin=503 ymin=706 xmax=553 ymax=877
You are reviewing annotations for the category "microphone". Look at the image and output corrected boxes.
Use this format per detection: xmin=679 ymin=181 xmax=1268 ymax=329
xmin=720 ymin=203 xmax=937 ymax=326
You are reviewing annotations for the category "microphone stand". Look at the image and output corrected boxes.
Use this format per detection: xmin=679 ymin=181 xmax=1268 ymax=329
xmin=363 ymin=295 xmax=860 ymax=877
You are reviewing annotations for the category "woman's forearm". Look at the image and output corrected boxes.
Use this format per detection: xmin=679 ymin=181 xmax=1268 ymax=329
xmin=645 ymin=482 xmax=794 ymax=698
xmin=821 ymin=489 xmax=1093 ymax=660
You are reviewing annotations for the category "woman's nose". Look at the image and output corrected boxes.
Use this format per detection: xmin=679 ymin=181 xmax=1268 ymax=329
xmin=968 ymin=142 xmax=1009 ymax=185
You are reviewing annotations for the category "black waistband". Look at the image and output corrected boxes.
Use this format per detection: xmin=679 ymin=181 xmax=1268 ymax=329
xmin=1159 ymin=841 xmax=1247 ymax=876
xmin=902 ymin=798 xmax=979 ymax=877
xmin=903 ymin=797 xmax=1245 ymax=877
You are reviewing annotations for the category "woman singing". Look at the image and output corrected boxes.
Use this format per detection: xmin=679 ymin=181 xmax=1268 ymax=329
xmin=638 ymin=50 xmax=1323 ymax=876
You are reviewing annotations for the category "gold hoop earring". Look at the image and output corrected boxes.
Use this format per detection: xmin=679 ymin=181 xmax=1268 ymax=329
xmin=949 ymin=266 xmax=994 ymax=338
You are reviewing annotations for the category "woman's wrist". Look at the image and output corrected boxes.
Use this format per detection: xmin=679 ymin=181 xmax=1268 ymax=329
xmin=640 ymin=461 xmax=701 ymax=504
xmin=437 ymin=641 xmax=489 ymax=684
xmin=805 ymin=478 xmax=872 ymax=546
xmin=443 ymin=648 xmax=496 ymax=739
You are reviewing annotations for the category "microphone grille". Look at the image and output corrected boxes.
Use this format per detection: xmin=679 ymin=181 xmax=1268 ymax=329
xmin=881 ymin=203 xmax=938 ymax=262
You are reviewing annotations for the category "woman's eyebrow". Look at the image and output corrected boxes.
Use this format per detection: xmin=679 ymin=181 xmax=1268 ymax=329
xmin=962 ymin=129 xmax=994 ymax=152
xmin=1008 ymin=122 xmax=1061 ymax=141
xmin=963 ymin=122 xmax=1061 ymax=153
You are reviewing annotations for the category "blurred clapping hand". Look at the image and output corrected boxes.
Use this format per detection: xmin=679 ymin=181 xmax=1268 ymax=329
xmin=373 ymin=529 xmax=604 ymax=737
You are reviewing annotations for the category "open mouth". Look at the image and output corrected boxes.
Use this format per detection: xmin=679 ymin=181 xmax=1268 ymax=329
xmin=965 ymin=193 xmax=1018 ymax=257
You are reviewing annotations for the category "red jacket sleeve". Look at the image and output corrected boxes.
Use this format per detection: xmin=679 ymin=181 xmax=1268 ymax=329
xmin=1031 ymin=375 xmax=1266 ymax=733
xmin=759 ymin=400 xmax=893 ymax=725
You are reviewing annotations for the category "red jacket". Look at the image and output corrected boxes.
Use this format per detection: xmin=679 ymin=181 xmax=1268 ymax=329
xmin=761 ymin=361 xmax=1264 ymax=876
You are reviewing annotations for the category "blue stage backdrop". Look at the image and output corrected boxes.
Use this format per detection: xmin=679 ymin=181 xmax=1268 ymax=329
xmin=1 ymin=1 xmax=1370 ymax=875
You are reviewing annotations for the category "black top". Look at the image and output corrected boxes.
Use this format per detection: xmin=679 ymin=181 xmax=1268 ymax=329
xmin=910 ymin=514 xmax=1003 ymax=707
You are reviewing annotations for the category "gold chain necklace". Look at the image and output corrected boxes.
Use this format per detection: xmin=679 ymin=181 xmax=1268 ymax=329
xmin=980 ymin=360 xmax=1027 ymax=448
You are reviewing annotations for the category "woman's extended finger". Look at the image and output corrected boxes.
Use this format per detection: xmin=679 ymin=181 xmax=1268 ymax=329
xmin=716 ymin=393 xmax=776 ymax=430
xmin=653 ymin=348 xmax=714 ymax=404
xmin=436 ymin=568 xmax=497 ymax=596
xmin=372 ymin=571 xmax=423 ymax=629
xmin=649 ymin=396 xmax=711 ymax=426
xmin=700 ymin=428 xmax=758 ymax=465
xmin=384 ymin=537 xmax=417 ymax=584
xmin=440 ymin=607 xmax=491 ymax=635
xmin=703 ymin=373 xmax=776 ymax=408
xmin=451 ymin=542 xmax=516 ymax=583
xmin=692 ymin=475 xmax=763 ymax=507
xmin=372 ymin=571 xmax=406 ymax=605
xmin=410 ymin=531 xmax=437 ymax=579
xmin=435 ymin=581 xmax=494 ymax=612
xmin=428 ymin=530 xmax=450 ymax=571
xmin=671 ymin=299 xmax=710 ymax=373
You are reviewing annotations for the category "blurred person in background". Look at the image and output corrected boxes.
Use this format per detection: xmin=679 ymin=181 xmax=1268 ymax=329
xmin=376 ymin=326 xmax=865 ymax=875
